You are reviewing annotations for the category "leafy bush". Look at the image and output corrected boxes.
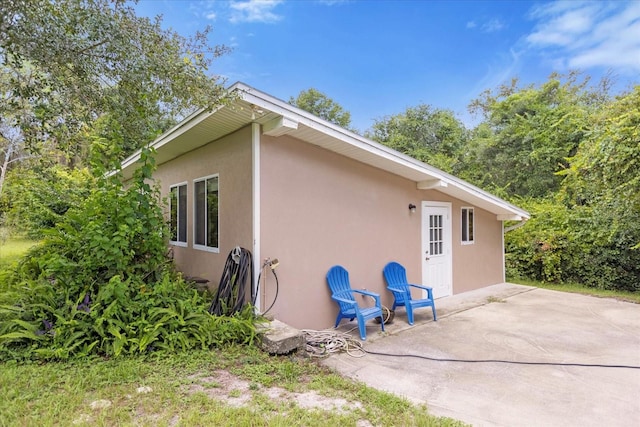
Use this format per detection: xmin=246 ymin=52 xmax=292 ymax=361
xmin=0 ymin=149 xmax=256 ymax=361
xmin=0 ymin=165 xmax=94 ymax=239
xmin=505 ymin=197 xmax=640 ymax=292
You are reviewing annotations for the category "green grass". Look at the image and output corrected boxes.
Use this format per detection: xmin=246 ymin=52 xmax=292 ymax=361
xmin=510 ymin=277 xmax=640 ymax=304
xmin=0 ymin=346 xmax=466 ymax=426
xmin=0 ymin=233 xmax=38 ymax=270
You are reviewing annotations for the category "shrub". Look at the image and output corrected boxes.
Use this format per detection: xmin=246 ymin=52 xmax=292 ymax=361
xmin=505 ymin=197 xmax=640 ymax=292
xmin=0 ymin=149 xmax=256 ymax=361
xmin=0 ymin=165 xmax=94 ymax=239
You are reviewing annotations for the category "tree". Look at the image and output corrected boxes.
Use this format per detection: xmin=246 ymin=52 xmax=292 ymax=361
xmin=0 ymin=0 xmax=228 ymax=165
xmin=467 ymin=72 xmax=605 ymax=198
xmin=289 ymin=88 xmax=352 ymax=129
xmin=0 ymin=124 xmax=28 ymax=199
xmin=366 ymin=105 xmax=468 ymax=174
xmin=563 ymin=86 xmax=640 ymax=247
xmin=503 ymin=84 xmax=640 ymax=292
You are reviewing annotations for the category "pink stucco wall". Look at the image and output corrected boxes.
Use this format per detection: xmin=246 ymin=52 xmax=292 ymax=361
xmin=151 ymin=124 xmax=505 ymax=330
xmin=154 ymin=126 xmax=253 ymax=287
xmin=259 ymin=134 xmax=504 ymax=330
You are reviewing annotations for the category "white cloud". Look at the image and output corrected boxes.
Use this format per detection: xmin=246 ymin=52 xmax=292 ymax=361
xmin=481 ymin=18 xmax=505 ymax=33
xmin=229 ymin=0 xmax=283 ymax=24
xmin=466 ymin=17 xmax=505 ymax=33
xmin=205 ymin=12 xmax=217 ymax=20
xmin=526 ymin=1 xmax=640 ymax=73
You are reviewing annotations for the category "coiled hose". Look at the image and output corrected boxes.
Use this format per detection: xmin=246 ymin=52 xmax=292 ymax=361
xmin=209 ymin=247 xmax=254 ymax=316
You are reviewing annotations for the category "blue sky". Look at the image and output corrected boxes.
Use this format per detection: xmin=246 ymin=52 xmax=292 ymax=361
xmin=136 ymin=0 xmax=640 ymax=131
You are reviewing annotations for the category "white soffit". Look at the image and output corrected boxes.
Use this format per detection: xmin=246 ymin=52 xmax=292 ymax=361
xmin=120 ymin=82 xmax=529 ymax=220
xmin=235 ymin=83 xmax=529 ymax=220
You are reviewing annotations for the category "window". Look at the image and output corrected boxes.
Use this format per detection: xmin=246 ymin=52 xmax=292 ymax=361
xmin=461 ymin=207 xmax=474 ymax=244
xmin=194 ymin=175 xmax=219 ymax=252
xmin=169 ymin=183 xmax=187 ymax=245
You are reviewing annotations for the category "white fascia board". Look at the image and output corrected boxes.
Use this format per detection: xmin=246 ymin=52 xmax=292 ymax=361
xmin=263 ymin=115 xmax=299 ymax=136
xmin=417 ymin=179 xmax=448 ymax=190
xmin=228 ymin=83 xmax=532 ymax=220
xmin=497 ymin=214 xmax=524 ymax=221
xmin=117 ymin=105 xmax=221 ymax=176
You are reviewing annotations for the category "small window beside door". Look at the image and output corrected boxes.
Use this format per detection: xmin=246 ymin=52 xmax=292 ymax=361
xmin=461 ymin=207 xmax=474 ymax=244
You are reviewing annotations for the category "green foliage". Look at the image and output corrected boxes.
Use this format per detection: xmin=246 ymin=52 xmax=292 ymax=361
xmin=0 ymin=150 xmax=256 ymax=360
xmin=1 ymin=0 xmax=227 ymax=163
xmin=367 ymin=104 xmax=468 ymax=174
xmin=0 ymin=165 xmax=93 ymax=238
xmin=505 ymin=198 xmax=640 ymax=292
xmin=467 ymin=72 xmax=602 ymax=197
xmin=289 ymin=88 xmax=353 ymax=130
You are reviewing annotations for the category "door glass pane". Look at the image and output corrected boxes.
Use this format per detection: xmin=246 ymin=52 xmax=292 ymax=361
xmin=429 ymin=214 xmax=444 ymax=255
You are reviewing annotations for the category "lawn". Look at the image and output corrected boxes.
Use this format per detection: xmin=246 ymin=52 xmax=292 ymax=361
xmin=0 ymin=236 xmax=464 ymax=426
xmin=0 ymin=233 xmax=38 ymax=270
xmin=0 ymin=346 xmax=466 ymax=426
xmin=511 ymin=277 xmax=640 ymax=304
xmin=2 ymin=237 xmax=635 ymax=426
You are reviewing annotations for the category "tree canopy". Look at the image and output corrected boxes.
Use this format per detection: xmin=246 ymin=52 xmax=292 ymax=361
xmin=289 ymin=88 xmax=353 ymax=130
xmin=467 ymin=72 xmax=604 ymax=198
xmin=367 ymin=105 xmax=468 ymax=174
xmin=1 ymin=0 xmax=228 ymax=166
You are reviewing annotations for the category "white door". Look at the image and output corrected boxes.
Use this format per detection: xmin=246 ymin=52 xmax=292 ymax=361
xmin=422 ymin=202 xmax=453 ymax=298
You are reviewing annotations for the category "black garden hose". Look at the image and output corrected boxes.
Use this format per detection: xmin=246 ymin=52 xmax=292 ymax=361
xmin=209 ymin=247 xmax=254 ymax=316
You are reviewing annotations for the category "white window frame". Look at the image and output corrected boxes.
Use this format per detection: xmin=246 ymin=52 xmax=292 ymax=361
xmin=461 ymin=207 xmax=475 ymax=245
xmin=169 ymin=182 xmax=188 ymax=247
xmin=193 ymin=174 xmax=220 ymax=253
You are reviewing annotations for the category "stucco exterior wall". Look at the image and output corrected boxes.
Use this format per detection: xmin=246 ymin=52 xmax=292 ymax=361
xmin=154 ymin=126 xmax=253 ymax=287
xmin=259 ymin=134 xmax=504 ymax=330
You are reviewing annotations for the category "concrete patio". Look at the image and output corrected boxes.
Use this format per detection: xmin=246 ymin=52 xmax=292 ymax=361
xmin=323 ymin=284 xmax=640 ymax=426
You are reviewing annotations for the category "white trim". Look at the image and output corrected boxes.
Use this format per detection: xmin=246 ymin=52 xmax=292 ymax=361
xmin=116 ymin=82 xmax=530 ymax=220
xmin=117 ymin=107 xmax=223 ymax=174
xmin=233 ymin=83 xmax=529 ymax=219
xmin=502 ymin=221 xmax=506 ymax=283
xmin=263 ymin=115 xmax=298 ymax=136
xmin=252 ymin=122 xmax=261 ymax=311
xmin=497 ymin=214 xmax=523 ymax=221
xmin=422 ymin=201 xmax=453 ymax=298
xmin=192 ymin=173 xmax=220 ymax=253
xmin=169 ymin=182 xmax=188 ymax=246
xmin=417 ymin=179 xmax=448 ymax=190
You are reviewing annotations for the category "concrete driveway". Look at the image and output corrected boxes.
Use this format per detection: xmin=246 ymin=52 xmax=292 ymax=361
xmin=322 ymin=284 xmax=640 ymax=427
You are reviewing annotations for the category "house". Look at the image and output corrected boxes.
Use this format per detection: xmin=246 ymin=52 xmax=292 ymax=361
xmin=119 ymin=82 xmax=530 ymax=330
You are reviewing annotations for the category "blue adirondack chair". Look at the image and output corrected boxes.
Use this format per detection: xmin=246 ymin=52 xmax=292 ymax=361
xmin=383 ymin=261 xmax=437 ymax=325
xmin=326 ymin=265 xmax=385 ymax=340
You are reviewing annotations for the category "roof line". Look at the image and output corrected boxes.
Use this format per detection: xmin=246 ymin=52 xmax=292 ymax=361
xmin=117 ymin=81 xmax=528 ymax=219
xmin=231 ymin=82 xmax=529 ymax=219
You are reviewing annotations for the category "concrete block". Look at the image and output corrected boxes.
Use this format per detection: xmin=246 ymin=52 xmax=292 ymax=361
xmin=257 ymin=319 xmax=305 ymax=355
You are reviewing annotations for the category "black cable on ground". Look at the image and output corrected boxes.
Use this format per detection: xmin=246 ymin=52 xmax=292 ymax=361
xmin=361 ymin=348 xmax=640 ymax=370
xmin=302 ymin=330 xmax=640 ymax=369
xmin=209 ymin=247 xmax=253 ymax=316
